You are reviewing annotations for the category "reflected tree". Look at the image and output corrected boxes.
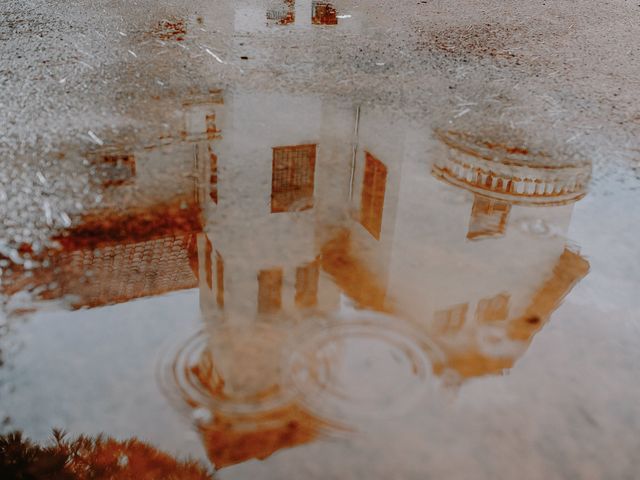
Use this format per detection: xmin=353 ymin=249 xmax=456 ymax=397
xmin=0 ymin=430 xmax=212 ymax=479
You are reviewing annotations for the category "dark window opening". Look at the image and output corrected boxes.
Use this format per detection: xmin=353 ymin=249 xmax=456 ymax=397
xmin=258 ymin=268 xmax=283 ymax=314
xmin=209 ymin=145 xmax=218 ymax=204
xmin=360 ymin=152 xmax=387 ymax=239
xmin=312 ymin=2 xmax=338 ymax=25
xmin=295 ymin=258 xmax=320 ymax=308
xmin=271 ymin=144 xmax=316 ymax=213
xmin=467 ymin=195 xmax=511 ymax=240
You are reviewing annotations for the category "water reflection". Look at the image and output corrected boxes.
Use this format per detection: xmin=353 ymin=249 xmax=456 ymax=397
xmin=266 ymin=1 xmax=339 ymax=26
xmin=0 ymin=90 xmax=224 ymax=309
xmin=164 ymin=326 xmax=324 ymax=469
xmin=1 ymin=89 xmax=592 ymax=471
xmin=163 ymin=90 xmax=589 ymax=468
xmin=1 ymin=201 xmax=201 ymax=310
xmin=0 ymin=430 xmax=211 ymax=479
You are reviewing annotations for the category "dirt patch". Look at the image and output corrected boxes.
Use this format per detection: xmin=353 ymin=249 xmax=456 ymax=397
xmin=415 ymin=23 xmax=545 ymax=63
xmin=151 ymin=18 xmax=187 ymax=41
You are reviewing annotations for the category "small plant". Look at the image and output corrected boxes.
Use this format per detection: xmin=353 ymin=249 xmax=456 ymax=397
xmin=0 ymin=429 xmax=212 ymax=479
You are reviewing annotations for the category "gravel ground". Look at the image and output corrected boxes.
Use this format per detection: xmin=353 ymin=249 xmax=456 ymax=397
xmin=1 ymin=1 xmax=639 ymax=253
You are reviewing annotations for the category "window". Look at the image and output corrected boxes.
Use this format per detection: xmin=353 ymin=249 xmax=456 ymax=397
xmin=205 ymin=114 xmax=220 ymax=140
xmin=467 ymin=195 xmax=511 ymax=240
xmin=209 ymin=145 xmax=218 ymax=204
xmin=216 ymin=251 xmax=224 ymax=307
xmin=266 ymin=0 xmax=295 ymax=24
xmin=271 ymin=144 xmax=316 ymax=213
xmin=100 ymin=154 xmax=136 ymax=187
xmin=258 ymin=268 xmax=283 ymax=314
xmin=476 ymin=293 xmax=510 ymax=323
xmin=203 ymin=237 xmax=224 ymax=306
xmin=205 ymin=236 xmax=213 ymax=290
xmin=360 ymin=152 xmax=387 ymax=239
xmin=311 ymin=2 xmax=338 ymax=25
xmin=434 ymin=303 xmax=468 ymax=334
xmin=295 ymin=258 xmax=320 ymax=308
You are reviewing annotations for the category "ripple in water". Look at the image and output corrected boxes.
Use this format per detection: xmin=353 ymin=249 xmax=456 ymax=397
xmin=158 ymin=323 xmax=295 ymax=420
xmin=283 ymin=316 xmax=438 ymax=428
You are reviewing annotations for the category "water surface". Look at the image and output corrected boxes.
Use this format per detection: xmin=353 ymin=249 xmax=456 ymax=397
xmin=1 ymin=1 xmax=639 ymax=479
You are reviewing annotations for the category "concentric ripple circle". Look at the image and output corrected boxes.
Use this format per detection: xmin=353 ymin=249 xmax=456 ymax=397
xmin=159 ymin=323 xmax=295 ymax=418
xmin=283 ymin=316 xmax=437 ymax=427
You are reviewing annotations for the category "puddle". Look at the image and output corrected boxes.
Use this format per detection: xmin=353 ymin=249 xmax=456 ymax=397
xmin=1 ymin=1 xmax=640 ymax=478
xmin=283 ymin=315 xmax=438 ymax=428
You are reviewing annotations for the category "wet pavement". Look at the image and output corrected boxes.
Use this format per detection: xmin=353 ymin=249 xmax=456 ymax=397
xmin=1 ymin=1 xmax=640 ymax=479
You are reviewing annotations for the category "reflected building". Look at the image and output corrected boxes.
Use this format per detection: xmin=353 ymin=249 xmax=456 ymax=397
xmin=195 ymin=92 xmax=356 ymax=323
xmin=433 ymin=130 xmax=590 ymax=239
xmin=0 ymin=87 xmax=592 ymax=471
xmin=195 ymin=0 xmax=347 ymax=33
xmin=170 ymin=92 xmax=356 ymax=468
xmin=347 ymin=126 xmax=591 ymax=380
xmin=266 ymin=0 xmax=338 ymax=27
xmin=163 ymin=90 xmax=592 ymax=471
xmin=0 ymin=91 xmax=225 ymax=310
xmin=422 ymin=130 xmax=590 ymax=378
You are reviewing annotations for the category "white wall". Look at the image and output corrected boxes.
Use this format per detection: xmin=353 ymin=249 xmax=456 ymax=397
xmin=198 ymin=91 xmax=355 ymax=323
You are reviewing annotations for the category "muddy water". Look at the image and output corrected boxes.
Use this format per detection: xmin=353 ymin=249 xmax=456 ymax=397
xmin=1 ymin=1 xmax=639 ymax=479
